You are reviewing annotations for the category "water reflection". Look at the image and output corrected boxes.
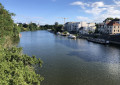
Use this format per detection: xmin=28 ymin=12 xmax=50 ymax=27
xmin=55 ymin=35 xmax=89 ymax=49
xmin=19 ymin=30 xmax=120 ymax=85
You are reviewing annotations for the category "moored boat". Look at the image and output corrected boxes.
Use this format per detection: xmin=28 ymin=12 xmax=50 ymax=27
xmin=57 ymin=32 xmax=61 ymax=35
xmin=87 ymin=38 xmax=109 ymax=44
xmin=68 ymin=34 xmax=76 ymax=39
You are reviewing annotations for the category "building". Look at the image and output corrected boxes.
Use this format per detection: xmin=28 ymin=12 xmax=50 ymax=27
xmin=79 ymin=23 xmax=96 ymax=34
xmin=65 ymin=22 xmax=96 ymax=34
xmin=64 ymin=22 xmax=96 ymax=34
xmin=98 ymin=19 xmax=120 ymax=34
xmin=64 ymin=22 xmax=81 ymax=32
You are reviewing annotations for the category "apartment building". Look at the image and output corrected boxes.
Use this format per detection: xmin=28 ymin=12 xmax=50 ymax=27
xmin=98 ymin=19 xmax=120 ymax=34
xmin=65 ymin=22 xmax=96 ymax=34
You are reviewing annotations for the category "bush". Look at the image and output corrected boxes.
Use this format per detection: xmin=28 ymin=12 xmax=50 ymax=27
xmin=0 ymin=46 xmax=44 ymax=85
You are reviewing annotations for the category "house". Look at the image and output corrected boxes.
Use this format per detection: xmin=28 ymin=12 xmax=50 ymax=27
xmin=98 ymin=19 xmax=120 ymax=34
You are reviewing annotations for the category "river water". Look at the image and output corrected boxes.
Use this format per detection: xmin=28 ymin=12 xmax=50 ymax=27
xmin=18 ymin=30 xmax=120 ymax=85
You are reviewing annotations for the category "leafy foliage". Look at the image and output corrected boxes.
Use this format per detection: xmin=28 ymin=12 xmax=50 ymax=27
xmin=0 ymin=46 xmax=44 ymax=85
xmin=18 ymin=22 xmax=63 ymax=33
xmin=0 ymin=3 xmax=44 ymax=85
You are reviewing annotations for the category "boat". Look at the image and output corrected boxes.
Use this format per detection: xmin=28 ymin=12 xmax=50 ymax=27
xmin=57 ymin=32 xmax=61 ymax=35
xmin=61 ymin=33 xmax=67 ymax=36
xmin=87 ymin=38 xmax=109 ymax=44
xmin=47 ymin=29 xmax=52 ymax=31
xmin=96 ymin=39 xmax=109 ymax=44
xmin=68 ymin=34 xmax=76 ymax=39
xmin=61 ymin=32 xmax=70 ymax=36
xmin=66 ymin=32 xmax=70 ymax=36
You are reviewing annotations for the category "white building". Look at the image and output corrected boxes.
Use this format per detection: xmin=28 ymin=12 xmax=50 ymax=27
xmin=65 ymin=22 xmax=96 ymax=34
xmin=65 ymin=22 xmax=81 ymax=32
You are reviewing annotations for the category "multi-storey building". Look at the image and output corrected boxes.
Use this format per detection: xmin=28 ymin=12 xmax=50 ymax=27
xmin=98 ymin=19 xmax=120 ymax=34
xmin=64 ymin=22 xmax=96 ymax=34
xmin=64 ymin=22 xmax=82 ymax=32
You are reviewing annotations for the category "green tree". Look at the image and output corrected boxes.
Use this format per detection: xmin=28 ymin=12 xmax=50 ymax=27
xmin=0 ymin=3 xmax=14 ymax=36
xmin=0 ymin=3 xmax=44 ymax=85
xmin=55 ymin=22 xmax=59 ymax=26
xmin=29 ymin=22 xmax=37 ymax=31
xmin=103 ymin=17 xmax=114 ymax=22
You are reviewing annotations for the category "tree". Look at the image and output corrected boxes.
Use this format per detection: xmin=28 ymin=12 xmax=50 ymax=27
xmin=0 ymin=3 xmax=14 ymax=36
xmin=29 ymin=22 xmax=37 ymax=31
xmin=115 ymin=17 xmax=120 ymax=20
xmin=103 ymin=17 xmax=114 ymax=22
xmin=23 ymin=23 xmax=29 ymax=28
xmin=95 ymin=23 xmax=99 ymax=33
xmin=55 ymin=22 xmax=59 ymax=26
xmin=0 ymin=3 xmax=44 ymax=84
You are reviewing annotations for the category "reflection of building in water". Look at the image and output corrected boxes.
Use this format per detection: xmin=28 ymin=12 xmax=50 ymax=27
xmin=55 ymin=36 xmax=80 ymax=49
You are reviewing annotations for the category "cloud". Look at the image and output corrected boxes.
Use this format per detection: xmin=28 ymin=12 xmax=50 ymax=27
xmin=70 ymin=1 xmax=89 ymax=9
xmin=52 ymin=0 xmax=56 ymax=2
xmin=76 ymin=16 xmax=92 ymax=22
xmin=113 ymin=0 xmax=120 ymax=5
xmin=91 ymin=2 xmax=105 ymax=7
xmin=13 ymin=15 xmax=46 ymax=24
xmin=71 ymin=0 xmax=120 ymax=22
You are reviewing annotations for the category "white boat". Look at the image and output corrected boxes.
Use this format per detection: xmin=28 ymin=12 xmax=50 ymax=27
xmin=66 ymin=32 xmax=70 ymax=36
xmin=106 ymin=41 xmax=109 ymax=44
xmin=68 ymin=34 xmax=76 ymax=39
xmin=47 ymin=29 xmax=52 ymax=31
xmin=57 ymin=32 xmax=61 ymax=35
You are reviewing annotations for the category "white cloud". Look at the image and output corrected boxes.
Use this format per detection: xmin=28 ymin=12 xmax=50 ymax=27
xmin=71 ymin=0 xmax=120 ymax=22
xmin=85 ymin=7 xmax=107 ymax=15
xmin=113 ymin=0 xmax=120 ymax=5
xmin=76 ymin=16 xmax=92 ymax=22
xmin=13 ymin=15 xmax=46 ymax=24
xmin=91 ymin=2 xmax=105 ymax=7
xmin=70 ymin=1 xmax=89 ymax=9
xmin=70 ymin=1 xmax=88 ymax=6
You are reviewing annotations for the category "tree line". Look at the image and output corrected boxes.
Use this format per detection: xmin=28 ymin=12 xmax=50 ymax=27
xmin=17 ymin=22 xmax=63 ymax=33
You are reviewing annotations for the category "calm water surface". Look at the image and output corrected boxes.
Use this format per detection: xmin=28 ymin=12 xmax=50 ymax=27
xmin=19 ymin=30 xmax=120 ymax=85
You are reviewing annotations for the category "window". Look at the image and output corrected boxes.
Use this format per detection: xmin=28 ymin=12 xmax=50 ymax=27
xmin=114 ymin=26 xmax=116 ymax=28
xmin=114 ymin=30 xmax=115 ymax=32
xmin=118 ymin=30 xmax=119 ymax=32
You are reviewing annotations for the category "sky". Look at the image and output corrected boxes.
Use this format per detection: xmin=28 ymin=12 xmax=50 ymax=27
xmin=1 ymin=0 xmax=120 ymax=25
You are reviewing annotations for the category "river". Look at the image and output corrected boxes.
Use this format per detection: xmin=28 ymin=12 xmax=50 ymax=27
xmin=18 ymin=30 xmax=120 ymax=85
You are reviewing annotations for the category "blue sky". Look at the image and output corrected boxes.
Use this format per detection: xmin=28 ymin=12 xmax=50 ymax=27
xmin=1 ymin=0 xmax=120 ymax=25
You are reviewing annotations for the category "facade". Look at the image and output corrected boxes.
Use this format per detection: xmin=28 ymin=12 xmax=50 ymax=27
xmin=65 ymin=22 xmax=81 ymax=32
xmin=65 ymin=22 xmax=96 ymax=34
xmin=98 ymin=19 xmax=120 ymax=34
xmin=79 ymin=23 xmax=96 ymax=34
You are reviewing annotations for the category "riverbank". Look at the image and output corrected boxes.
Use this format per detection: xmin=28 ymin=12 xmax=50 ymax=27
xmin=19 ymin=30 xmax=120 ymax=85
xmin=79 ymin=34 xmax=120 ymax=45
